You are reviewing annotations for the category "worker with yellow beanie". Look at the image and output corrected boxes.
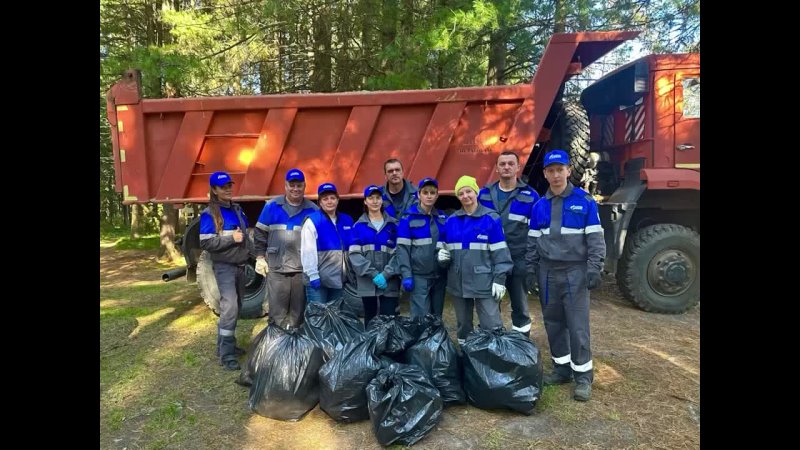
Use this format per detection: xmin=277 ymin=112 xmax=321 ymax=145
xmin=437 ymin=175 xmax=514 ymax=344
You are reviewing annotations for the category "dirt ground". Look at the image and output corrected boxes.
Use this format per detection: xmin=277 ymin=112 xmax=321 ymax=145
xmin=100 ymin=245 xmax=699 ymax=450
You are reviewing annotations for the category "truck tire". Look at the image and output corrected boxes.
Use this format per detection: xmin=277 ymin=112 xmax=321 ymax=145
xmin=550 ymin=101 xmax=593 ymax=188
xmin=196 ymin=250 xmax=269 ymax=319
xmin=616 ymin=224 xmax=700 ymax=314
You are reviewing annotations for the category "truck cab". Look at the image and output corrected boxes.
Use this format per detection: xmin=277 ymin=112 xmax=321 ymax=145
xmin=580 ymin=53 xmax=700 ymax=313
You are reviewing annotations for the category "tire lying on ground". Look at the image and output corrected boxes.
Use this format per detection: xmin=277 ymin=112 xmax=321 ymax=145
xmin=196 ymin=250 xmax=268 ymax=319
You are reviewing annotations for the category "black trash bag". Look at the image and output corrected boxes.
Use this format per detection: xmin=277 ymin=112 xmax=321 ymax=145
xmin=236 ymin=324 xmax=285 ymax=387
xmin=319 ymin=323 xmax=390 ymax=423
xmin=339 ymin=283 xmax=365 ymax=318
xmin=248 ymin=327 xmax=324 ymax=421
xmin=367 ymin=315 xmax=427 ymax=356
xmin=404 ymin=315 xmax=465 ymax=405
xmin=461 ymin=327 xmax=543 ymax=415
xmin=366 ymin=362 xmax=444 ymax=447
xmin=302 ymin=300 xmax=365 ymax=362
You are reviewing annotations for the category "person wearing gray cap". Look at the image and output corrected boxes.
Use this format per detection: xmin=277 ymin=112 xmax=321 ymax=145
xmin=526 ymin=149 xmax=606 ymax=402
xmin=253 ymin=168 xmax=319 ymax=328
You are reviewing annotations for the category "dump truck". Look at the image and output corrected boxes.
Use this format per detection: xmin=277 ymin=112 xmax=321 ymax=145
xmin=106 ymin=30 xmax=699 ymax=317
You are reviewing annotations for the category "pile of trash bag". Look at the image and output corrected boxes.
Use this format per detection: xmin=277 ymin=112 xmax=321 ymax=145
xmin=366 ymin=315 xmax=426 ymax=358
xmin=248 ymin=326 xmax=324 ymax=421
xmin=302 ymin=300 xmax=364 ymax=361
xmin=236 ymin=324 xmax=285 ymax=387
xmin=318 ymin=325 xmax=390 ymax=422
xmin=366 ymin=362 xmax=443 ymax=446
xmin=404 ymin=315 xmax=465 ymax=404
xmin=461 ymin=327 xmax=542 ymax=415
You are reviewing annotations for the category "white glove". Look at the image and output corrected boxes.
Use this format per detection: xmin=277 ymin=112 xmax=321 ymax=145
xmin=255 ymin=258 xmax=269 ymax=276
xmin=437 ymin=248 xmax=451 ymax=262
xmin=491 ymin=282 xmax=506 ymax=301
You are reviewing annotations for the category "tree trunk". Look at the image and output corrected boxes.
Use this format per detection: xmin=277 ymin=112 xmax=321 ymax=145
xmin=310 ymin=7 xmax=332 ymax=92
xmin=553 ymin=0 xmax=566 ymax=33
xmin=130 ymin=204 xmax=144 ymax=238
xmin=380 ymin=0 xmax=399 ymax=72
xmin=158 ymin=204 xmax=183 ymax=262
xmin=487 ymin=29 xmax=506 ymax=85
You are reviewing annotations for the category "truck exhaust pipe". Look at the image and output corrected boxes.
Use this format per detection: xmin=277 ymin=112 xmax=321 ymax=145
xmin=162 ymin=266 xmax=187 ymax=282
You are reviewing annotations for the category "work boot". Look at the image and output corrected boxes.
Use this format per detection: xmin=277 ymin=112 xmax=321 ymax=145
xmin=573 ymin=383 xmax=591 ymax=401
xmin=543 ymin=372 xmax=573 ymax=386
xmin=222 ymin=359 xmax=241 ymax=371
xmin=216 ymin=346 xmax=246 ymax=357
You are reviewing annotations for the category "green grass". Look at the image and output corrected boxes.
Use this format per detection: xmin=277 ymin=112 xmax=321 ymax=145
xmin=115 ymin=235 xmax=162 ymax=250
xmin=483 ymin=429 xmax=508 ymax=450
xmin=99 ymin=243 xmax=700 ymax=450
xmin=183 ymin=350 xmax=200 ymax=367
xmin=100 ymin=305 xmax=164 ymax=319
xmin=101 ymin=283 xmax=184 ymax=303
xmin=100 ymin=224 xmax=131 ymax=240
xmin=108 ymin=408 xmax=126 ymax=431
xmin=536 ymin=385 xmax=583 ymax=424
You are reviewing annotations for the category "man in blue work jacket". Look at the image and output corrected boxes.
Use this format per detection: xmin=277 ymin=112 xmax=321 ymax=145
xmin=526 ymin=150 xmax=606 ymax=402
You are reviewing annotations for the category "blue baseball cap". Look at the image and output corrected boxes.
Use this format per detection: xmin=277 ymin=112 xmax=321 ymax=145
xmin=318 ymin=182 xmax=338 ymax=196
xmin=209 ymin=171 xmax=234 ymax=187
xmin=286 ymin=168 xmax=305 ymax=182
xmin=418 ymin=177 xmax=439 ymax=190
xmin=544 ymin=150 xmax=570 ymax=167
xmin=364 ymin=184 xmax=381 ymax=198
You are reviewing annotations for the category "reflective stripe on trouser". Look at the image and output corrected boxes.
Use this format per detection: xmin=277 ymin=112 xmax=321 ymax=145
xmin=452 ymin=296 xmax=503 ymax=341
xmin=538 ymin=263 xmax=593 ymax=384
xmin=214 ymin=262 xmax=244 ymax=362
xmin=409 ymin=274 xmax=447 ymax=318
xmin=503 ymin=272 xmax=531 ymax=334
xmin=267 ymin=272 xmax=306 ymax=328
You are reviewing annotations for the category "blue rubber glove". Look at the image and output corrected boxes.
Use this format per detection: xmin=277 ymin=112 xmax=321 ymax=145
xmin=309 ymin=278 xmax=321 ymax=289
xmin=402 ymin=277 xmax=414 ymax=292
xmin=373 ymin=273 xmax=387 ymax=289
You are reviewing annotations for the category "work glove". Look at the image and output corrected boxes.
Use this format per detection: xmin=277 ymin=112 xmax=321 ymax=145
xmin=437 ymin=248 xmax=451 ymax=263
xmin=525 ymin=272 xmax=538 ymax=295
xmin=372 ymin=273 xmax=388 ymax=289
xmin=587 ymin=271 xmax=602 ymax=290
xmin=309 ymin=278 xmax=321 ymax=289
xmin=491 ymin=282 xmax=506 ymax=301
xmin=402 ymin=277 xmax=414 ymax=292
xmin=255 ymin=258 xmax=269 ymax=276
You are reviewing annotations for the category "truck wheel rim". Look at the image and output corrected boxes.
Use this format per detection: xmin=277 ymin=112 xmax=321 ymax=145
xmin=646 ymin=249 xmax=695 ymax=296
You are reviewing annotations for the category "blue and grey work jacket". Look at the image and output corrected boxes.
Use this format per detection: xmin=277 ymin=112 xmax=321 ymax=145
xmin=525 ymin=182 xmax=605 ymax=273
xmin=478 ymin=179 xmax=540 ymax=275
xmin=348 ymin=213 xmax=401 ymax=297
xmin=396 ymin=203 xmax=448 ymax=279
xmin=301 ymin=210 xmax=354 ymax=289
xmin=254 ymin=196 xmax=318 ymax=273
xmin=199 ymin=202 xmax=251 ymax=265
xmin=441 ymin=203 xmax=513 ymax=298
xmin=379 ymin=179 xmax=418 ymax=219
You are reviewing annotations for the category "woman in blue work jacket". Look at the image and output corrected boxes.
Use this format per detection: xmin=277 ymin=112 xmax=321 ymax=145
xmin=438 ymin=175 xmax=514 ymax=345
xmin=348 ymin=185 xmax=401 ymax=326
